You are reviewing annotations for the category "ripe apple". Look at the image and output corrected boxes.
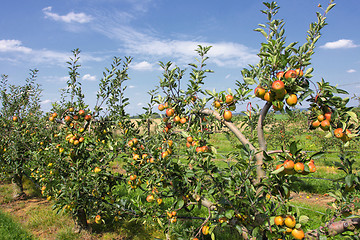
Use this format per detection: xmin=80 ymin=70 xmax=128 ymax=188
xmin=274 ymin=216 xmax=284 ymax=226
xmin=173 ymin=115 xmax=180 ymax=123
xmin=307 ymin=162 xmax=316 ymax=173
xmin=187 ymin=136 xmax=193 ymax=143
xmin=286 ymin=94 xmax=298 ymax=106
xmin=284 ymin=160 xmax=294 ymax=170
xmin=214 ymin=100 xmax=221 ymax=109
xmin=69 ymin=107 xmax=74 ymax=112
xmin=166 ymin=108 xmax=175 ymax=117
xmin=223 ymin=110 xmax=232 ymax=121
xmin=272 ymin=80 xmax=285 ymax=93
xmin=294 ymin=162 xmax=304 ymax=173
xmin=202 ymin=225 xmax=209 ymax=235
xmin=263 ymin=91 xmax=274 ymax=102
xmin=320 ymin=119 xmax=330 ymax=131
xmin=73 ymin=115 xmax=79 ymax=121
xmin=295 ymin=68 xmax=304 ymax=77
xmin=225 ymin=95 xmax=234 ymax=104
xmin=311 ymin=120 xmax=320 ymax=128
xmin=12 ymin=116 xmax=18 ymax=122
xmin=52 ymin=112 xmax=58 ymax=118
xmin=64 ymin=116 xmax=71 ymax=122
xmin=334 ymin=128 xmax=344 ymax=139
xmin=276 ymin=71 xmax=285 ymax=79
xmin=95 ymin=215 xmax=101 ymax=224
xmin=291 ymin=228 xmax=305 ymax=240
xmin=180 ymin=117 xmax=187 ymax=124
xmin=158 ymin=104 xmax=165 ymax=111
xmin=146 ymin=194 xmax=155 ymax=202
xmin=324 ymin=112 xmax=332 ymax=121
xmin=284 ymin=70 xmax=297 ymax=79
xmin=78 ymin=109 xmax=85 ymax=116
xmin=284 ymin=215 xmax=296 ymax=228
xmin=49 ymin=116 xmax=54 ymax=122
xmin=84 ymin=115 xmax=91 ymax=121
xmin=317 ymin=114 xmax=325 ymax=122
xmin=254 ymin=86 xmax=266 ymax=99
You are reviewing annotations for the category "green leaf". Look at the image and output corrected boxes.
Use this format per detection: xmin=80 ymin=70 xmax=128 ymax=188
xmin=271 ymin=166 xmax=284 ymax=175
xmin=254 ymin=28 xmax=268 ymax=38
xmin=347 ymin=111 xmax=358 ymax=123
xmin=326 ymin=3 xmax=336 ymax=13
xmin=345 ymin=174 xmax=355 ymax=187
xmin=244 ymin=78 xmax=257 ymax=85
xmin=290 ymin=142 xmax=297 ymax=155
xmin=299 ymin=215 xmax=309 ymax=224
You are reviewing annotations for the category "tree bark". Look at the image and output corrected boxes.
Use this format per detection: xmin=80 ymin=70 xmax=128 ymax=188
xmin=12 ymin=173 xmax=26 ymax=199
xmin=73 ymin=208 xmax=90 ymax=233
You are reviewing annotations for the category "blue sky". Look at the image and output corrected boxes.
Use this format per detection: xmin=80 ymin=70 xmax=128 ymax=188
xmin=1 ymin=0 xmax=359 ymax=115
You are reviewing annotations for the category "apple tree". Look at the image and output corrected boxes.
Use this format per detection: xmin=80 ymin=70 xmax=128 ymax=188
xmin=119 ymin=1 xmax=360 ymax=239
xmin=0 ymin=70 xmax=45 ymax=199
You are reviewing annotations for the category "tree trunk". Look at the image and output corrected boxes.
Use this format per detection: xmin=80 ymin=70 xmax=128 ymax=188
xmin=73 ymin=208 xmax=91 ymax=233
xmin=12 ymin=173 xmax=26 ymax=199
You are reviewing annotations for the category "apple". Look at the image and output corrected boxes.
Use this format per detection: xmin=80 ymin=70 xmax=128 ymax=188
xmin=276 ymin=71 xmax=285 ymax=80
xmin=166 ymin=108 xmax=175 ymax=117
xmin=334 ymin=128 xmax=344 ymax=139
xmin=320 ymin=119 xmax=330 ymax=131
xmin=225 ymin=95 xmax=234 ymax=104
xmin=180 ymin=117 xmax=187 ymax=124
xmin=317 ymin=114 xmax=325 ymax=122
xmin=311 ymin=120 xmax=320 ymax=128
xmin=158 ymin=104 xmax=165 ymax=111
xmin=286 ymin=94 xmax=298 ymax=106
xmin=284 ymin=215 xmax=296 ymax=228
xmin=69 ymin=107 xmax=74 ymax=112
xmin=274 ymin=216 xmax=284 ymax=226
xmin=291 ymin=228 xmax=305 ymax=240
xmin=324 ymin=112 xmax=332 ymax=121
xmin=263 ymin=91 xmax=274 ymax=102
xmin=275 ymin=89 xmax=287 ymax=100
xmin=294 ymin=162 xmax=304 ymax=173
xmin=173 ymin=115 xmax=180 ymax=123
xmin=187 ymin=136 xmax=193 ymax=143
xmin=284 ymin=160 xmax=294 ymax=170
xmin=78 ymin=109 xmax=85 ymax=116
xmin=271 ymin=80 xmax=285 ymax=92
xmin=295 ymin=68 xmax=304 ymax=77
xmin=95 ymin=215 xmax=101 ymax=224
xmin=12 ymin=116 xmax=18 ymax=122
xmin=73 ymin=115 xmax=79 ymax=121
xmin=214 ymin=100 xmax=221 ymax=109
xmin=284 ymin=70 xmax=297 ymax=79
xmin=84 ymin=115 xmax=91 ymax=121
xmin=223 ymin=110 xmax=232 ymax=121
xmin=254 ymin=86 xmax=266 ymax=99
xmin=64 ymin=116 xmax=71 ymax=122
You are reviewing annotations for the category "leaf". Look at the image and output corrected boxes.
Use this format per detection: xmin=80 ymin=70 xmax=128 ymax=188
xmin=271 ymin=166 xmax=284 ymax=175
xmin=243 ymin=77 xmax=257 ymax=85
xmin=326 ymin=3 xmax=336 ymax=13
xmin=290 ymin=142 xmax=297 ymax=155
xmin=347 ymin=111 xmax=358 ymax=123
xmin=254 ymin=28 xmax=268 ymax=38
xmin=345 ymin=174 xmax=355 ymax=187
xmin=299 ymin=215 xmax=309 ymax=224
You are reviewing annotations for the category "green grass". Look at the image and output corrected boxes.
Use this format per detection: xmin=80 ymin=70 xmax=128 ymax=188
xmin=0 ymin=210 xmax=34 ymax=240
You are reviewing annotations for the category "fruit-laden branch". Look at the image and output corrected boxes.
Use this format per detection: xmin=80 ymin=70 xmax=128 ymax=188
xmin=306 ymin=218 xmax=360 ymax=239
xmin=200 ymin=108 xmax=264 ymax=179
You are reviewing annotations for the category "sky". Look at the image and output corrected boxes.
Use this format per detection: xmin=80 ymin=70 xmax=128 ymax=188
xmin=0 ymin=0 xmax=359 ymax=115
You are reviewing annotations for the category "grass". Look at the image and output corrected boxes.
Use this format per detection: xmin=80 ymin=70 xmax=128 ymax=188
xmin=0 ymin=210 xmax=34 ymax=240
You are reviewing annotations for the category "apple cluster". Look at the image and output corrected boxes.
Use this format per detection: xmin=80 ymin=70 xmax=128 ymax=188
xmin=213 ymin=94 xmax=235 ymax=121
xmin=254 ymin=69 xmax=304 ymax=111
xmin=273 ymin=215 xmax=305 ymax=239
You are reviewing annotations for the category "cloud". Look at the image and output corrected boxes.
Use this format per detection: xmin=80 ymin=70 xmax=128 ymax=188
xmin=129 ymin=85 xmax=135 ymax=88
xmin=130 ymin=61 xmax=155 ymax=71
xmin=41 ymin=99 xmax=52 ymax=105
xmin=320 ymin=39 xmax=359 ymax=49
xmin=347 ymin=69 xmax=356 ymax=73
xmin=43 ymin=6 xmax=93 ymax=24
xmin=0 ymin=39 xmax=105 ymax=66
xmin=0 ymin=40 xmax=32 ymax=53
xmin=82 ymin=74 xmax=97 ymax=81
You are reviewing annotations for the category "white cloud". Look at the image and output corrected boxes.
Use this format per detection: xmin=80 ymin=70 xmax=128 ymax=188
xmin=0 ymin=39 xmax=105 ymax=66
xmin=41 ymin=99 xmax=52 ymax=105
xmin=320 ymin=39 xmax=359 ymax=49
xmin=0 ymin=40 xmax=32 ymax=53
xmin=82 ymin=74 xmax=97 ymax=81
xmin=347 ymin=69 xmax=356 ymax=73
xmin=43 ymin=6 xmax=93 ymax=24
xmin=129 ymin=85 xmax=135 ymax=88
xmin=130 ymin=61 xmax=155 ymax=71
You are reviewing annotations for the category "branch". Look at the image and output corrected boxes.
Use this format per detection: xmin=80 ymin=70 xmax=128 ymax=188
xmin=306 ymin=218 xmax=360 ymax=239
xmin=200 ymin=108 xmax=264 ymax=181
